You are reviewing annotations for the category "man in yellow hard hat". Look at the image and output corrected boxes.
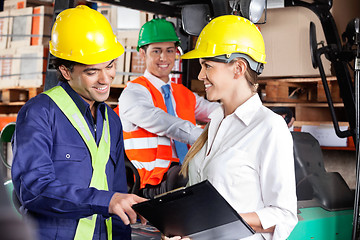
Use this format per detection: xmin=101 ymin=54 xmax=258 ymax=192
xmin=118 ymin=19 xmax=220 ymax=198
xmin=11 ymin=5 xmax=146 ymax=240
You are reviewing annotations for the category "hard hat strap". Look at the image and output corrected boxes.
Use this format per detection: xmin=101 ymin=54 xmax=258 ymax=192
xmin=206 ymin=53 xmax=264 ymax=74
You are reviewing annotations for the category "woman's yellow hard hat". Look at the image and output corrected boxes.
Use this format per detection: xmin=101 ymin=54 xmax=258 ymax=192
xmin=49 ymin=5 xmax=124 ymax=65
xmin=181 ymin=15 xmax=266 ymax=64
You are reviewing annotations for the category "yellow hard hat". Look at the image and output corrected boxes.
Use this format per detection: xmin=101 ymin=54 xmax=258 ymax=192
xmin=49 ymin=5 xmax=124 ymax=65
xmin=181 ymin=15 xmax=266 ymax=64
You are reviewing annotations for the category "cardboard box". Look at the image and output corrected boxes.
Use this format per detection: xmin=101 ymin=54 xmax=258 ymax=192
xmin=97 ymin=3 xmax=117 ymax=31
xmin=113 ymin=30 xmax=139 ymax=85
xmin=115 ymin=6 xmax=147 ymax=31
xmin=130 ymin=47 xmax=146 ymax=74
xmin=0 ymin=48 xmax=17 ymax=88
xmin=331 ymin=0 xmax=360 ymax=40
xmin=31 ymin=5 xmax=53 ymax=46
xmin=295 ymin=105 xmax=332 ymax=122
xmin=3 ymin=6 xmax=53 ymax=49
xmin=12 ymin=45 xmax=48 ymax=87
xmin=4 ymin=0 xmax=53 ymax=10
xmin=0 ymin=10 xmax=10 ymax=49
xmin=260 ymin=7 xmax=332 ymax=77
xmin=8 ymin=7 xmax=33 ymax=48
xmin=97 ymin=3 xmax=148 ymax=32
xmin=113 ymin=32 xmax=126 ymax=85
xmin=124 ymin=37 xmax=138 ymax=83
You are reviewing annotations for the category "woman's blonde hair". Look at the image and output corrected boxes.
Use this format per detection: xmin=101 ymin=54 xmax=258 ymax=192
xmin=179 ymin=57 xmax=258 ymax=177
xmin=180 ymin=124 xmax=209 ymax=177
xmin=238 ymin=58 xmax=259 ymax=93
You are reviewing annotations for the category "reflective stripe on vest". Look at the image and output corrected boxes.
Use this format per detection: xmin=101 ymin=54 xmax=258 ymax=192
xmin=44 ymin=86 xmax=112 ymax=240
xmin=131 ymin=159 xmax=170 ymax=171
xmin=123 ymin=76 xmax=196 ymax=188
xmin=124 ymin=136 xmax=170 ymax=150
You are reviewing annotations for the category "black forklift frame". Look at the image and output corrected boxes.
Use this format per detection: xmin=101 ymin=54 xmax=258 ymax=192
xmin=284 ymin=1 xmax=359 ymax=239
xmin=285 ymin=0 xmax=356 ymax=139
xmin=41 ymin=0 xmax=360 ymax=239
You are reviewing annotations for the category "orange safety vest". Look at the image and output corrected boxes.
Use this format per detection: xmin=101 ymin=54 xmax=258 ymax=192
xmin=123 ymin=76 xmax=196 ymax=188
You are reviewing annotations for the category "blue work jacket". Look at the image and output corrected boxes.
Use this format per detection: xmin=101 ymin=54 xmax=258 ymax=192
xmin=11 ymin=81 xmax=131 ymax=239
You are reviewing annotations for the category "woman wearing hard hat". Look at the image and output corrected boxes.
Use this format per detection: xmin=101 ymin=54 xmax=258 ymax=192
xmin=176 ymin=15 xmax=298 ymax=239
xmin=118 ymin=18 xmax=219 ymax=199
xmin=11 ymin=5 xmax=146 ymax=240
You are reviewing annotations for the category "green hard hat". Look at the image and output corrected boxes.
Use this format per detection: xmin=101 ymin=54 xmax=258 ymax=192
xmin=137 ymin=18 xmax=180 ymax=51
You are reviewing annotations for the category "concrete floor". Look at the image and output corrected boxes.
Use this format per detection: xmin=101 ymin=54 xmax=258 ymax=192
xmin=322 ymin=149 xmax=357 ymax=190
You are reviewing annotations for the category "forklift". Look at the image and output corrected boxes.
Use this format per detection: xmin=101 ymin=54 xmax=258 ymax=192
xmin=1 ymin=0 xmax=360 ymax=239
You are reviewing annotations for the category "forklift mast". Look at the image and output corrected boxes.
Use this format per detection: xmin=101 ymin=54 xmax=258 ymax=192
xmin=283 ymin=1 xmax=359 ymax=239
xmin=285 ymin=0 xmax=356 ymax=140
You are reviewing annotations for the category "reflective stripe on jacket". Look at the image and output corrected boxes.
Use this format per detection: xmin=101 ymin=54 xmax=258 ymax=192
xmin=123 ymin=76 xmax=196 ymax=188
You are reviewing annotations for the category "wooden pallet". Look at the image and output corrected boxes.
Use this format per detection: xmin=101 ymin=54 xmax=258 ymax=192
xmin=0 ymin=86 xmax=42 ymax=103
xmin=258 ymin=76 xmax=340 ymax=103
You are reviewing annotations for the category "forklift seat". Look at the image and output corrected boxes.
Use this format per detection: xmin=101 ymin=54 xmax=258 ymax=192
xmin=124 ymin=153 xmax=140 ymax=195
xmin=291 ymin=131 xmax=354 ymax=211
xmin=113 ymin=106 xmax=141 ymax=195
xmin=1 ymin=122 xmax=16 ymax=169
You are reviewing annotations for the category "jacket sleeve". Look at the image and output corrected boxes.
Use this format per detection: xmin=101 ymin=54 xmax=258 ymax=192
xmin=193 ymin=92 xmax=220 ymax=123
xmin=119 ymin=82 xmax=203 ymax=145
xmin=11 ymin=96 xmax=115 ymax=219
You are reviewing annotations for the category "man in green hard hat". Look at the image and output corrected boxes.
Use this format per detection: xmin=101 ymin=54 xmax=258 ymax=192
xmin=118 ymin=18 xmax=219 ymax=198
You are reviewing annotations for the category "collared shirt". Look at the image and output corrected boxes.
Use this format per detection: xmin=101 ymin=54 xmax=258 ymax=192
xmin=188 ymin=94 xmax=298 ymax=240
xmin=119 ymin=70 xmax=220 ymax=158
xmin=11 ymin=81 xmax=130 ymax=240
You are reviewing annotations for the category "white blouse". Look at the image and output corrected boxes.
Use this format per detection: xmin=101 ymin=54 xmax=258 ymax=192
xmin=188 ymin=94 xmax=298 ymax=240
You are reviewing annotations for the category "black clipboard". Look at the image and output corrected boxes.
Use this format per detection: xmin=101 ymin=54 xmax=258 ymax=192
xmin=132 ymin=180 xmax=255 ymax=240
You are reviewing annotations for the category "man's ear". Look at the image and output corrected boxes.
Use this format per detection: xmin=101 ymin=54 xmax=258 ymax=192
xmin=139 ymin=48 xmax=146 ymax=61
xmin=234 ymin=59 xmax=247 ymax=78
xmin=58 ymin=65 xmax=71 ymax=81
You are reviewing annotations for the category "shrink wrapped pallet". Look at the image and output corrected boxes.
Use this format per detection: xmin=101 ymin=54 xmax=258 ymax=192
xmin=31 ymin=5 xmax=53 ymax=46
xmin=0 ymin=48 xmax=16 ymax=88
xmin=11 ymin=45 xmax=48 ymax=87
xmin=4 ymin=0 xmax=53 ymax=10
xmin=97 ymin=3 xmax=148 ymax=32
xmin=124 ymin=37 xmax=138 ymax=84
xmin=8 ymin=7 xmax=33 ymax=48
xmin=113 ymin=32 xmax=126 ymax=85
xmin=97 ymin=3 xmax=117 ymax=31
xmin=0 ymin=10 xmax=10 ymax=49
xmin=131 ymin=46 xmax=146 ymax=75
xmin=114 ymin=31 xmax=140 ymax=85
